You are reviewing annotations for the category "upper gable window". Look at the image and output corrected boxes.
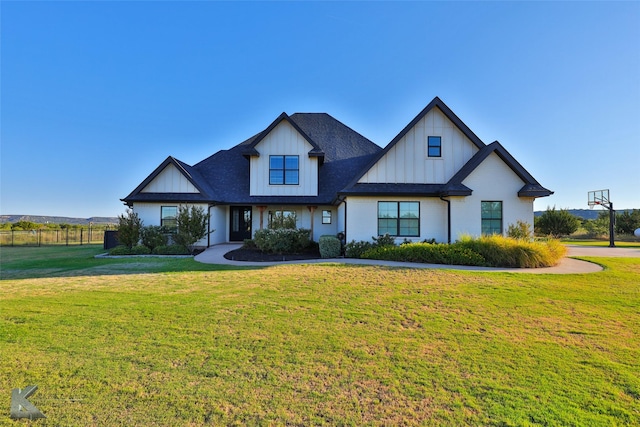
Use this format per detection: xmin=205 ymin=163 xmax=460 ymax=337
xmin=428 ymin=136 xmax=441 ymax=157
xmin=269 ymin=155 xmax=299 ymax=185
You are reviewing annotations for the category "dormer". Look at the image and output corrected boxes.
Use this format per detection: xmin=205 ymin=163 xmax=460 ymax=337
xmin=243 ymin=113 xmax=324 ymax=197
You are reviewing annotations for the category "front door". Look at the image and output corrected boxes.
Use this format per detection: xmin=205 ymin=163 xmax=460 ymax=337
xmin=230 ymin=206 xmax=252 ymax=241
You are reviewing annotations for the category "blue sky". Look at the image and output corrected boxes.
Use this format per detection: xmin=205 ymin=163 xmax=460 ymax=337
xmin=1 ymin=1 xmax=638 ymax=218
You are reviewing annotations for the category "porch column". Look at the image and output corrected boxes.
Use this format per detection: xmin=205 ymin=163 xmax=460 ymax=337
xmin=257 ymin=206 xmax=267 ymax=230
xmin=307 ymin=206 xmax=317 ymax=240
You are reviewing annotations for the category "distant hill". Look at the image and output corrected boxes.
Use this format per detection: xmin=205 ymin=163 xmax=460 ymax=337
xmin=534 ymin=209 xmax=636 ymax=220
xmin=0 ymin=215 xmax=118 ymax=225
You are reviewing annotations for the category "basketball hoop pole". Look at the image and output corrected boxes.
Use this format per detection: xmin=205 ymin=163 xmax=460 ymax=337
xmin=608 ymin=202 xmax=615 ymax=248
xmin=588 ymin=189 xmax=615 ymax=247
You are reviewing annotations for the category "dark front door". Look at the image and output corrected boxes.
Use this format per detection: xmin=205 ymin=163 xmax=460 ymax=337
xmin=230 ymin=206 xmax=252 ymax=241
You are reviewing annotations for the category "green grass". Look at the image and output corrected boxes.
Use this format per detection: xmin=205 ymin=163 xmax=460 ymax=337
xmin=1 ymin=246 xmax=639 ymax=425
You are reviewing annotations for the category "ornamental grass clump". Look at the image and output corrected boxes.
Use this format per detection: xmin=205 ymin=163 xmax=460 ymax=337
xmin=456 ymin=234 xmax=566 ymax=268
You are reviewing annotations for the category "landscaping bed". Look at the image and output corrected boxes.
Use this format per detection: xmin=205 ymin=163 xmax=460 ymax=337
xmin=224 ymin=246 xmax=322 ymax=262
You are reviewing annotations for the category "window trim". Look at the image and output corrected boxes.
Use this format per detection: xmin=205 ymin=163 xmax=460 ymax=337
xmin=322 ymin=210 xmax=332 ymax=225
xmin=377 ymin=201 xmax=420 ymax=237
xmin=269 ymin=155 xmax=299 ymax=185
xmin=481 ymin=201 xmax=503 ymax=235
xmin=428 ymin=136 xmax=442 ymax=158
xmin=161 ymin=206 xmax=178 ymax=233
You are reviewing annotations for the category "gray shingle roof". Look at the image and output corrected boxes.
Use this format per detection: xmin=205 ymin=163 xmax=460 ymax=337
xmin=123 ymin=113 xmax=382 ymax=206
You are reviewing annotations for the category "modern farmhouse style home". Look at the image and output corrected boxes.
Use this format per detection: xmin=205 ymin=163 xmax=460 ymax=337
xmin=122 ymin=97 xmax=552 ymax=247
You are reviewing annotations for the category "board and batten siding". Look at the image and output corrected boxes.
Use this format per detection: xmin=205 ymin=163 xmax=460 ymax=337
xmin=345 ymin=196 xmax=448 ymax=244
xmin=450 ymin=152 xmax=534 ymax=238
xmin=250 ymin=121 xmax=319 ymax=196
xmin=359 ymin=108 xmax=479 ymax=184
xmin=141 ymin=164 xmax=200 ymax=193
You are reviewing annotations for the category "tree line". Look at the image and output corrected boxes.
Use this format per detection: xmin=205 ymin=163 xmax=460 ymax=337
xmin=535 ymin=207 xmax=640 ymax=238
xmin=0 ymin=221 xmax=115 ymax=231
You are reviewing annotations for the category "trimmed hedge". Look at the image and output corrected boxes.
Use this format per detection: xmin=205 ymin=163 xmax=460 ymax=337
xmin=109 ymin=245 xmax=151 ymax=256
xmin=152 ymin=245 xmax=190 ymax=255
xmin=253 ymin=228 xmax=311 ymax=254
xmin=362 ymin=242 xmax=486 ymax=266
xmin=319 ymin=235 xmax=341 ymax=258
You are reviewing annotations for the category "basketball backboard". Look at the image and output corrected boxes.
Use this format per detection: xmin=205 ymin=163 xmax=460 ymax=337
xmin=588 ymin=189 xmax=610 ymax=209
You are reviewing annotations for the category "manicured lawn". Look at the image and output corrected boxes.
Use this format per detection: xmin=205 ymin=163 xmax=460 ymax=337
xmin=1 ymin=246 xmax=639 ymax=425
xmin=563 ymin=239 xmax=640 ymax=248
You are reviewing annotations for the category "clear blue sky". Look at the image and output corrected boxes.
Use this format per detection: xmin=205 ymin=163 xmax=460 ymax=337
xmin=1 ymin=1 xmax=638 ymax=218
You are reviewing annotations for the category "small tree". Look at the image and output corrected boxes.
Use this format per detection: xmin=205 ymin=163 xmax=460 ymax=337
xmin=174 ymin=205 xmax=211 ymax=254
xmin=615 ymin=209 xmax=640 ymax=235
xmin=117 ymin=209 xmax=143 ymax=249
xmin=534 ymin=206 xmax=580 ymax=237
xmin=507 ymin=220 xmax=533 ymax=240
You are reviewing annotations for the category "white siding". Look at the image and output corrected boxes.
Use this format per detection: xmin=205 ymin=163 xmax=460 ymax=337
xmin=141 ymin=164 xmax=199 ymax=193
xmin=250 ymin=121 xmax=319 ymax=196
xmin=359 ymin=108 xmax=478 ymax=184
xmin=209 ymin=205 xmax=227 ymax=245
xmin=345 ymin=196 xmax=448 ymax=243
xmin=450 ymin=153 xmax=533 ymax=239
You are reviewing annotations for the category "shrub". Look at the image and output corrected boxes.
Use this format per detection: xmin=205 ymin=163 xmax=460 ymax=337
xmin=140 ymin=225 xmax=168 ymax=251
xmin=373 ymin=233 xmax=396 ymax=247
xmin=117 ymin=209 xmax=143 ymax=249
xmin=152 ymin=244 xmax=190 ymax=255
xmin=344 ymin=240 xmax=374 ymax=258
xmin=242 ymin=239 xmax=257 ymax=249
xmin=109 ymin=245 xmax=131 ymax=255
xmin=173 ymin=205 xmax=211 ymax=254
xmin=362 ymin=243 xmax=486 ymax=266
xmin=253 ymin=228 xmax=311 ymax=254
xmin=507 ymin=220 xmax=533 ymax=240
xmin=130 ymin=245 xmax=151 ymax=255
xmin=319 ymin=235 xmax=341 ymax=258
xmin=535 ymin=206 xmax=580 ymax=237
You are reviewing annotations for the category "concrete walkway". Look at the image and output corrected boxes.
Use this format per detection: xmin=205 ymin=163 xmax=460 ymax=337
xmin=195 ymin=243 xmax=639 ymax=274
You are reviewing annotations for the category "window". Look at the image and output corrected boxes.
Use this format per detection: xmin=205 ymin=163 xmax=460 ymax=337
xmin=269 ymin=155 xmax=299 ymax=185
xmin=322 ymin=210 xmax=332 ymax=224
xmin=161 ymin=206 xmax=177 ymax=233
xmin=268 ymin=210 xmax=297 ymax=229
xmin=481 ymin=201 xmax=503 ymax=235
xmin=378 ymin=201 xmax=420 ymax=237
xmin=428 ymin=136 xmax=441 ymax=157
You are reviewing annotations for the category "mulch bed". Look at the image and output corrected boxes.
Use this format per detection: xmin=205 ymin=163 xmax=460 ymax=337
xmin=224 ymin=247 xmax=322 ymax=262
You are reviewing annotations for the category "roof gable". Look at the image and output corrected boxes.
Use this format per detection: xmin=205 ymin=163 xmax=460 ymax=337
xmin=122 ymin=156 xmax=213 ymax=205
xmin=443 ymin=141 xmax=553 ymax=198
xmin=241 ymin=112 xmax=325 ymax=161
xmin=346 ymin=96 xmax=486 ymax=188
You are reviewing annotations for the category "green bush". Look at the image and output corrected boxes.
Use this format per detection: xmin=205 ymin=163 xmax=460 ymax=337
xmin=319 ymin=235 xmax=341 ymax=258
xmin=140 ymin=225 xmax=168 ymax=251
xmin=242 ymin=239 xmax=257 ymax=249
xmin=507 ymin=220 xmax=533 ymax=240
xmin=152 ymin=245 xmax=191 ymax=255
xmin=117 ymin=209 xmax=143 ymax=249
xmin=109 ymin=245 xmax=131 ymax=255
xmin=362 ymin=242 xmax=486 ymax=266
xmin=173 ymin=205 xmax=211 ymax=254
xmin=252 ymin=228 xmax=312 ymax=254
xmin=373 ymin=233 xmax=396 ymax=247
xmin=344 ymin=240 xmax=374 ymax=258
xmin=130 ymin=245 xmax=151 ymax=255
xmin=535 ymin=207 xmax=580 ymax=237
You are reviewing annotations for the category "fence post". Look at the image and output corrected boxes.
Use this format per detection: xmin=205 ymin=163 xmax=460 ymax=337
xmin=12 ymin=230 xmax=14 ymax=247
xmin=38 ymin=229 xmax=41 ymax=247
xmin=80 ymin=228 xmax=83 ymax=246
xmin=66 ymin=228 xmax=69 ymax=246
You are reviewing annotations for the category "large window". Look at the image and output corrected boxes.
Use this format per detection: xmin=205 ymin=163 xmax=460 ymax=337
xmin=378 ymin=201 xmax=420 ymax=237
xmin=268 ymin=210 xmax=297 ymax=229
xmin=428 ymin=136 xmax=441 ymax=157
xmin=481 ymin=201 xmax=503 ymax=235
xmin=161 ymin=206 xmax=178 ymax=233
xmin=269 ymin=155 xmax=299 ymax=185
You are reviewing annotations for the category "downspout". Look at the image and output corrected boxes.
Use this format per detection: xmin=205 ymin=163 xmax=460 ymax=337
xmin=439 ymin=195 xmax=451 ymax=244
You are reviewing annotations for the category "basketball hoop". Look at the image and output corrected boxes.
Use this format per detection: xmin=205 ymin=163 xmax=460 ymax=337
xmin=587 ymin=189 xmax=616 ymax=247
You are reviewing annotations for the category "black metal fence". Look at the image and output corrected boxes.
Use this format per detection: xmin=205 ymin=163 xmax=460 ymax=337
xmin=0 ymin=229 xmax=107 ymax=247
